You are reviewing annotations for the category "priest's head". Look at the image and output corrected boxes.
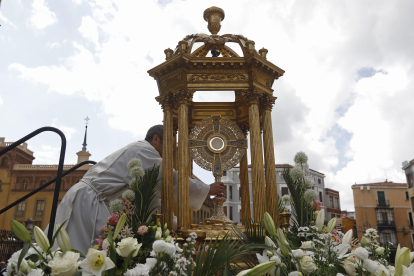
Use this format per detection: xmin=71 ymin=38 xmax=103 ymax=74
xmin=145 ymin=125 xmax=163 ymax=157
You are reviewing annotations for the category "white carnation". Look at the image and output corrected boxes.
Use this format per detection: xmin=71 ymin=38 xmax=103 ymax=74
xmin=116 ymin=237 xmax=142 ymax=258
xmin=292 ymin=249 xmax=304 ymax=258
xmin=354 ymin=247 xmax=369 ymax=260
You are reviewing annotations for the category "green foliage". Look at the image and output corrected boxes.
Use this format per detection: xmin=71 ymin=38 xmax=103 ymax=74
xmin=281 ymin=167 xmax=314 ymax=247
xmin=243 ymin=218 xmax=266 ymax=244
xmin=132 ymin=164 xmax=160 ymax=227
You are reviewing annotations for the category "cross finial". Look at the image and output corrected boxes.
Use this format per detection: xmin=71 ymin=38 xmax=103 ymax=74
xmin=84 ymin=116 xmax=90 ymax=125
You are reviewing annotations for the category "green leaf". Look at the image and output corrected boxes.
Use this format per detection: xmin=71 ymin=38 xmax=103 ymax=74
xmin=122 ymin=249 xmax=137 ymax=273
xmin=17 ymin=244 xmax=30 ymax=271
xmin=26 ymin=254 xmax=40 ymax=263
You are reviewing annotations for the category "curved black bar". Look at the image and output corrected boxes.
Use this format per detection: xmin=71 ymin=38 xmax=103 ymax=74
xmin=0 ymin=160 xmax=97 ymax=214
xmin=0 ymin=127 xmax=66 ymax=241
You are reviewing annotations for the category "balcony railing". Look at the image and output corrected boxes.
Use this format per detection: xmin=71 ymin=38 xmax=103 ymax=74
xmin=377 ymin=220 xmax=396 ymax=227
xmin=376 ymin=199 xmax=390 ymax=207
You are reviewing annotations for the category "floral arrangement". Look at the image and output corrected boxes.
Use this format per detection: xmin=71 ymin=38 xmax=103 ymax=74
xmin=7 ymin=153 xmax=414 ymax=276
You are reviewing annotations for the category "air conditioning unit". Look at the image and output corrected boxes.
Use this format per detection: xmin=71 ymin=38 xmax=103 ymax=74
xmin=360 ymin=186 xmax=364 ymax=190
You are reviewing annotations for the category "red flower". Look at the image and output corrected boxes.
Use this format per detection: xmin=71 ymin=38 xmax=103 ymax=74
xmin=108 ymin=214 xmax=119 ymax=226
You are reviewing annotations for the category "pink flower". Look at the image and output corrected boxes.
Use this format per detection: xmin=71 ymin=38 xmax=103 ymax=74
xmin=108 ymin=214 xmax=119 ymax=226
xmin=96 ymin=237 xmax=103 ymax=248
xmin=138 ymin=225 xmax=148 ymax=235
xmin=313 ymin=200 xmax=322 ymax=211
xmin=331 ymin=231 xmax=340 ymax=242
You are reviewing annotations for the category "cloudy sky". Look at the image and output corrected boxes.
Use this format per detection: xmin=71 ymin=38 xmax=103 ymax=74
xmin=1 ymin=0 xmax=413 ymax=211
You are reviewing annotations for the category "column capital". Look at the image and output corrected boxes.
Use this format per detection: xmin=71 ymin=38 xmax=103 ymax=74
xmin=260 ymin=94 xmax=277 ymax=111
xmin=241 ymin=89 xmax=262 ymax=106
xmin=172 ymin=88 xmax=194 ymax=105
xmin=156 ymin=93 xmax=177 ymax=111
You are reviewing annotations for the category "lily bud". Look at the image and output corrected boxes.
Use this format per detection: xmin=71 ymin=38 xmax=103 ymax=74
xmin=265 ymin=236 xmax=276 ymax=248
xmin=316 ymin=208 xmax=325 ymax=232
xmin=11 ymin=220 xmax=31 ymax=243
xmin=164 ymin=229 xmax=170 ymax=238
xmin=342 ymin=229 xmax=353 ymax=245
xmin=276 ymin=228 xmax=289 ymax=256
xmin=247 ymin=261 xmax=276 ymax=276
xmin=34 ymin=226 xmax=50 ymax=252
xmin=155 ymin=231 xmax=162 ymax=240
xmin=395 ymin=244 xmax=411 ymax=276
xmin=20 ymin=264 xmax=28 ymax=274
xmin=55 ymin=223 xmax=71 ymax=253
xmin=360 ymin=237 xmax=369 ymax=247
xmin=164 ymin=223 xmax=168 ymax=231
xmin=27 ymin=260 xmax=37 ymax=269
xmin=263 ymin=212 xmax=277 ymax=238
xmin=376 ymin=247 xmax=385 ymax=255
xmin=326 ymin=217 xmax=336 ymax=233
xmin=113 ymin=213 xmax=126 ymax=239
xmin=267 ymin=250 xmax=274 ymax=258
xmin=165 ymin=236 xmax=172 ymax=243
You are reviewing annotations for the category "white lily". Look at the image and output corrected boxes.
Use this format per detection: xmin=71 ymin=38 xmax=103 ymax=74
xmin=316 ymin=208 xmax=325 ymax=232
xmin=79 ymin=248 xmax=115 ymax=276
xmin=276 ymin=228 xmax=290 ymax=257
xmin=395 ymin=245 xmax=411 ymax=276
xmin=342 ymin=229 xmax=353 ymax=245
xmin=334 ymin=244 xmax=351 ymax=259
xmin=402 ymin=264 xmax=414 ymax=276
xmin=256 ymin=251 xmax=276 ymax=276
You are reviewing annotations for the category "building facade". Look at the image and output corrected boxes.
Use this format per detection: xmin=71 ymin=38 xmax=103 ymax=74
xmin=402 ymin=159 xmax=414 ymax=213
xmin=0 ymin=137 xmax=93 ymax=231
xmin=325 ymin=188 xmax=342 ymax=219
xmin=221 ymin=163 xmax=326 ymax=223
xmin=352 ymin=181 xmax=413 ymax=251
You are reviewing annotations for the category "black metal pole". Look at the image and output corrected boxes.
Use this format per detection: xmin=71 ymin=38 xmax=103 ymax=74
xmin=0 ymin=127 xmax=66 ymax=241
xmin=0 ymin=160 xmax=96 ymax=215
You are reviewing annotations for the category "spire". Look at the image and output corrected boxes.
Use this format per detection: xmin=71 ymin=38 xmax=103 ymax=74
xmin=77 ymin=116 xmax=91 ymax=164
xmin=82 ymin=116 xmax=90 ymax=151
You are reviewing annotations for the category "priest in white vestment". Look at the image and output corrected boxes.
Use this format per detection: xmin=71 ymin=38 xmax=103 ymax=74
xmin=46 ymin=125 xmax=225 ymax=254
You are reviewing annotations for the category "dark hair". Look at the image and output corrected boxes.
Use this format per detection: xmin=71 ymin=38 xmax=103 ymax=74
xmin=145 ymin=125 xmax=163 ymax=142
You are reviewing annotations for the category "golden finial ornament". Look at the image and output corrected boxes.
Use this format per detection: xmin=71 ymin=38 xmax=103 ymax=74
xmin=280 ymin=208 xmax=291 ymax=234
xmin=203 ymin=7 xmax=225 ymax=36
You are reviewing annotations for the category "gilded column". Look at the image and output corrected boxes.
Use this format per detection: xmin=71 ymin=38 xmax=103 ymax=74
xmin=174 ymin=89 xmax=193 ymax=230
xmin=157 ymin=94 xmax=175 ymax=229
xmin=239 ymin=125 xmax=251 ymax=224
xmin=261 ymin=94 xmax=279 ymax=225
xmin=242 ymin=89 xmax=266 ymax=222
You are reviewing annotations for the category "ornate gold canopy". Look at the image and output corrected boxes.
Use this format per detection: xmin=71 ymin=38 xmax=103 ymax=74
xmin=148 ymin=6 xmax=284 ymax=231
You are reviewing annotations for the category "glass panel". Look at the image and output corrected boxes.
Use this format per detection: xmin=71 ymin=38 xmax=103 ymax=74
xmin=281 ymin=187 xmax=289 ymax=196
xmin=409 ymin=212 xmax=413 ymax=227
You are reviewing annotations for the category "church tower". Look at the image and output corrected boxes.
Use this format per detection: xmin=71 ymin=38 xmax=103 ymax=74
xmin=76 ymin=117 xmax=91 ymax=164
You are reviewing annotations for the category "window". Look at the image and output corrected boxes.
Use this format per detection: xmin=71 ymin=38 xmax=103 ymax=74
xmin=331 ymin=214 xmax=336 ymax=219
xmin=406 ymin=191 xmax=409 ymax=201
xmin=335 ymin=197 xmax=339 ymax=209
xmin=224 ymin=206 xmax=227 ymax=216
xmin=409 ymin=212 xmax=413 ymax=227
xmin=329 ymin=196 xmax=334 ymax=208
xmin=380 ymin=230 xmax=397 ymax=247
xmin=407 ymin=173 xmax=414 ymax=188
xmin=318 ymin=178 xmax=321 ymax=184
xmin=377 ymin=191 xmax=386 ymax=206
xmin=34 ymin=221 xmax=42 ymax=228
xmin=281 ymin=187 xmax=289 ymax=196
xmin=229 ymin=186 xmax=233 ymax=200
xmin=1 ymin=157 xmax=9 ymax=166
xmin=17 ymin=200 xmax=27 ymax=211
xmin=411 ymin=197 xmax=414 ymax=212
xmin=376 ymin=209 xmax=394 ymax=226
xmin=197 ymin=211 xmax=199 ymax=222
xmin=319 ymin=191 xmax=323 ymax=202
xmin=204 ymin=211 xmax=206 ymax=220
xmin=21 ymin=180 xmax=28 ymax=190
xmin=230 ymin=206 xmax=233 ymax=220
xmin=36 ymin=200 xmax=45 ymax=211
xmin=40 ymin=179 xmax=46 ymax=186
xmin=223 ymin=171 xmax=227 ymax=176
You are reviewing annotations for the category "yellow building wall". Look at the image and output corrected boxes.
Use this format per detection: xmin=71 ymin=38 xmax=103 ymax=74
xmin=353 ymin=185 xmax=412 ymax=250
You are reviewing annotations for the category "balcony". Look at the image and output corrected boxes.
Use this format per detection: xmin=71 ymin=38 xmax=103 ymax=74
xmin=377 ymin=220 xmax=396 ymax=227
xmin=376 ymin=199 xmax=390 ymax=207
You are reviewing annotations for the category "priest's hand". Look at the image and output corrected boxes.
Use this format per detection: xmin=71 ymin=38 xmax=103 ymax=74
xmin=208 ymin=182 xmax=225 ymax=197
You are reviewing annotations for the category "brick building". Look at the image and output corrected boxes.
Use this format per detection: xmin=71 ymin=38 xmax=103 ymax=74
xmin=325 ymin=188 xmax=342 ymax=219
